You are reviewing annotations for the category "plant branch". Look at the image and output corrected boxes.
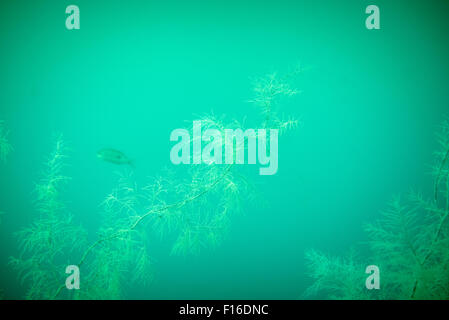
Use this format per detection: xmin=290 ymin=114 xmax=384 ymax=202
xmin=52 ymin=164 xmax=233 ymax=299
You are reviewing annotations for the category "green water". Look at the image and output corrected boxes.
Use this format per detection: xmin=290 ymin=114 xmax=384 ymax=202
xmin=1 ymin=0 xmax=449 ymax=299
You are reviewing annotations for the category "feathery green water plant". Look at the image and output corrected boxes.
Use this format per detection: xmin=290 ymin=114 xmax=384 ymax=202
xmin=10 ymin=66 xmax=303 ymax=299
xmin=10 ymin=135 xmax=87 ymax=299
xmin=304 ymin=249 xmax=378 ymax=300
xmin=249 ymin=63 xmax=303 ymax=131
xmin=59 ymin=67 xmax=301 ymax=298
xmin=304 ymin=118 xmax=449 ymax=300
xmin=73 ymin=170 xmax=154 ymax=299
xmin=51 ymin=162 xmax=239 ymax=299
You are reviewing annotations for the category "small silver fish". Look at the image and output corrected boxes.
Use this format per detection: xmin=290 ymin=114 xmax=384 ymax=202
xmin=97 ymin=148 xmax=133 ymax=166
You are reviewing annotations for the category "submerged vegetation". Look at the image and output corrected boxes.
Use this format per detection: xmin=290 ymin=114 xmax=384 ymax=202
xmin=305 ymin=118 xmax=449 ymax=300
xmin=3 ymin=65 xmax=448 ymax=300
xmin=249 ymin=64 xmax=303 ymax=131
xmin=0 ymin=120 xmax=12 ymax=163
xmin=9 ymin=136 xmax=87 ymax=299
xmin=9 ymin=67 xmax=302 ymax=299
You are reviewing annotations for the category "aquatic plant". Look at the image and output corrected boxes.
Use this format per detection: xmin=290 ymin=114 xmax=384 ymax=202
xmin=10 ymin=135 xmax=87 ymax=299
xmin=304 ymin=249 xmax=377 ymax=300
xmin=0 ymin=120 xmax=12 ymax=163
xmin=73 ymin=171 xmax=154 ymax=299
xmin=11 ymin=67 xmax=302 ymax=299
xmin=248 ymin=65 xmax=303 ymax=131
xmin=51 ymin=160 xmax=251 ymax=298
xmin=304 ymin=119 xmax=449 ymax=300
xmin=55 ymin=67 xmax=301 ymax=299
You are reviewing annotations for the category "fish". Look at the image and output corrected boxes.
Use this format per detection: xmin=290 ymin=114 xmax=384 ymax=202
xmin=97 ymin=148 xmax=134 ymax=167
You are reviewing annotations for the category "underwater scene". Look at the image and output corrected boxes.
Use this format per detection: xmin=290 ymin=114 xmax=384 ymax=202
xmin=1 ymin=0 xmax=449 ymax=300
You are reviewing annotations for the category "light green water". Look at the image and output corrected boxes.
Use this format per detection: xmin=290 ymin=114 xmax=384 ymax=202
xmin=1 ymin=0 xmax=449 ymax=299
